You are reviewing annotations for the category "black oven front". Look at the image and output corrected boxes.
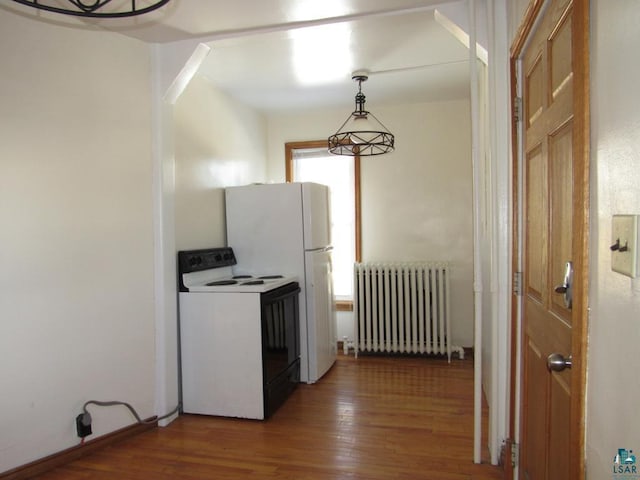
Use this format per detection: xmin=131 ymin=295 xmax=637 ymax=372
xmin=261 ymin=281 xmax=300 ymax=418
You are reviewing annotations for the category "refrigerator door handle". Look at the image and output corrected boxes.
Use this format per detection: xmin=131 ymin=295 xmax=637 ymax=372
xmin=305 ymin=246 xmax=333 ymax=253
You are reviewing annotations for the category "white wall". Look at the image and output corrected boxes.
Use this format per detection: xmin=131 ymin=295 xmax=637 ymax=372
xmin=587 ymin=1 xmax=640 ymax=477
xmin=266 ymin=99 xmax=474 ymax=347
xmin=0 ymin=10 xmax=155 ymax=474
xmin=174 ymin=74 xmax=267 ymax=250
xmin=478 ymin=0 xmax=511 ymax=464
xmin=506 ymin=0 xmax=530 ymax=45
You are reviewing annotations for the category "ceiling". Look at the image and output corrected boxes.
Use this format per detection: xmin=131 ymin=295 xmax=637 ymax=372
xmin=4 ymin=0 xmax=480 ymax=114
xmin=194 ymin=9 xmax=472 ymax=113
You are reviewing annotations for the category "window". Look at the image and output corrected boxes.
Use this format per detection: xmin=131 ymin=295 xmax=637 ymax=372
xmin=285 ymin=141 xmax=361 ymax=310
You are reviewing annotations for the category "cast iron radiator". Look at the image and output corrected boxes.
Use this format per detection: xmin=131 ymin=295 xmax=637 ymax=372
xmin=353 ymin=262 xmax=464 ymax=362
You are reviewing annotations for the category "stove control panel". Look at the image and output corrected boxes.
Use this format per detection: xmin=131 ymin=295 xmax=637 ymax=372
xmin=178 ymin=247 xmax=237 ymax=275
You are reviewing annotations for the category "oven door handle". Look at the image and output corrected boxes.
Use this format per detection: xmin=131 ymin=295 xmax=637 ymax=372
xmin=260 ymin=282 xmax=302 ymax=305
xmin=265 ymin=287 xmax=301 ymax=303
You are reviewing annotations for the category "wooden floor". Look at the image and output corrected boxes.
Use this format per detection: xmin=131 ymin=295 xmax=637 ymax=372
xmin=34 ymin=355 xmax=503 ymax=480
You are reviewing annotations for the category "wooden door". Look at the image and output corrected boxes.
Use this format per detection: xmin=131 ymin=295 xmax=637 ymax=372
xmin=514 ymin=0 xmax=589 ymax=479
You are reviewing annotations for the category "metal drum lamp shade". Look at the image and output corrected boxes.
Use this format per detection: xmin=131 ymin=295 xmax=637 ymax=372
xmin=328 ymin=73 xmax=395 ymax=156
xmin=10 ymin=0 xmax=171 ymax=17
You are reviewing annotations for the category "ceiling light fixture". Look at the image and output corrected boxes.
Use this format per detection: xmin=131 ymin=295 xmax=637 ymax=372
xmin=328 ymin=71 xmax=395 ymax=156
xmin=10 ymin=0 xmax=171 ymax=18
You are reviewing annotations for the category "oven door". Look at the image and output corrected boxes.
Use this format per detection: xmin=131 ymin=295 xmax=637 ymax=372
xmin=261 ymin=282 xmax=300 ymax=417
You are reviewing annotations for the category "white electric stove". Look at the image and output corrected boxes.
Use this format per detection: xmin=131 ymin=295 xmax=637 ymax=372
xmin=177 ymin=247 xmax=301 ymax=420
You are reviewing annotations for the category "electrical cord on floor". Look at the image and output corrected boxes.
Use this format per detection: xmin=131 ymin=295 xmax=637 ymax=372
xmin=82 ymin=400 xmax=181 ymax=426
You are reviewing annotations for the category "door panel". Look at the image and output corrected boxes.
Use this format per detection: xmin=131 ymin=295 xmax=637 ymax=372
xmin=523 ymin=340 xmax=547 ymax=480
xmin=549 ymin=121 xmax=573 ymax=321
xmin=549 ymin=11 xmax=573 ymax=101
xmin=548 ymin=374 xmax=571 ymax=480
xmin=526 ymin=57 xmax=544 ymax=126
xmin=525 ymin=145 xmax=546 ymax=302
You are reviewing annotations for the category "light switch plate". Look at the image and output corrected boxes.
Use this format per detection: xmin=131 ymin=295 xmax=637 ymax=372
xmin=611 ymin=214 xmax=639 ymax=277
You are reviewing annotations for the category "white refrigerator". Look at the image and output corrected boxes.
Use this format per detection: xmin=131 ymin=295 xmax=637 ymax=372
xmin=225 ymin=182 xmax=337 ymax=383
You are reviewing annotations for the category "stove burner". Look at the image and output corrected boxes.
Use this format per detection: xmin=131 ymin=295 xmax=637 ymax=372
xmin=241 ymin=280 xmax=265 ymax=285
xmin=259 ymin=275 xmax=284 ymax=279
xmin=206 ymin=280 xmax=238 ymax=286
xmin=232 ymin=275 xmax=252 ymax=279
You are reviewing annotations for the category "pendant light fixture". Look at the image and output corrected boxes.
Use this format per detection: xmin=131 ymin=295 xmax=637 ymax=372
xmin=328 ymin=71 xmax=395 ymax=156
xmin=10 ymin=0 xmax=171 ymax=18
